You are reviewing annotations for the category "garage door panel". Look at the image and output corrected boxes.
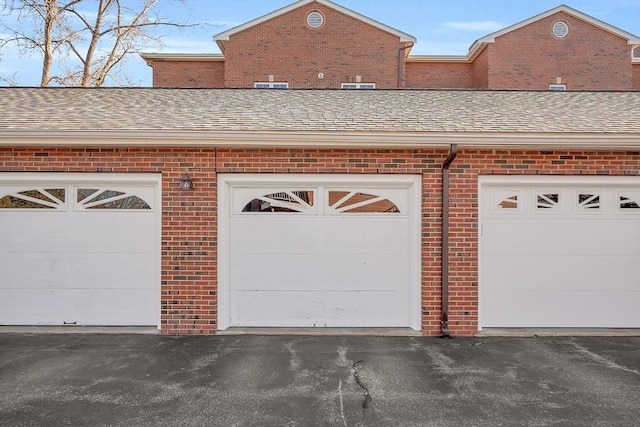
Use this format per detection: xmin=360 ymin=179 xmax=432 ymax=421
xmin=0 ymin=252 xmax=157 ymax=290
xmin=480 ymin=178 xmax=640 ymax=329
xmin=0 ymin=175 xmax=160 ymax=326
xmin=231 ymin=217 xmax=409 ymax=255
xmin=481 ymin=290 xmax=640 ymax=328
xmin=1 ymin=214 xmax=157 ymax=253
xmin=482 ymin=219 xmax=639 ymax=256
xmin=0 ymin=288 xmax=157 ymax=326
xmin=482 ymin=254 xmax=640 ymax=292
xmin=222 ymin=175 xmax=420 ymax=329
xmin=230 ymin=253 xmax=409 ymax=292
xmin=230 ymin=290 xmax=410 ymax=327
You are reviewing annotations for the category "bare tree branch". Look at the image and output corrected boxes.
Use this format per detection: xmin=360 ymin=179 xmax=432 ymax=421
xmin=1 ymin=0 xmax=193 ymax=86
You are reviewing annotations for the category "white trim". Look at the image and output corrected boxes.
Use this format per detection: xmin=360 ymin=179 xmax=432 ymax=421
xmin=0 ymin=172 xmax=163 ymax=329
xmin=2 ymin=131 xmax=638 ymax=150
xmin=217 ymin=173 xmax=422 ymax=331
xmin=479 ymin=175 xmax=640 ymax=187
xmin=213 ymin=0 xmax=416 ymax=43
xmin=0 ymin=172 xmax=162 ymax=186
xmin=140 ymin=53 xmax=224 ymax=64
xmin=406 ymin=55 xmax=470 ymax=63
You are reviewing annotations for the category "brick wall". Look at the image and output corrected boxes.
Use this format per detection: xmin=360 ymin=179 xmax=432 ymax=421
xmin=0 ymin=147 xmax=218 ymax=335
xmin=2 ymin=147 xmax=638 ymax=336
xmin=633 ymin=63 xmax=640 ymax=90
xmin=445 ymin=149 xmax=640 ymax=335
xmin=151 ymin=60 xmax=225 ymax=88
xmin=471 ymin=48 xmax=489 ymax=89
xmin=487 ymin=12 xmax=633 ymax=90
xmin=221 ymin=3 xmax=404 ymax=88
xmin=147 ymin=7 xmax=638 ymax=91
xmin=405 ymin=62 xmax=472 ymax=88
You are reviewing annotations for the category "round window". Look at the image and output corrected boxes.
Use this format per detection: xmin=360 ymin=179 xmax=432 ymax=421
xmin=552 ymin=21 xmax=569 ymax=38
xmin=307 ymin=11 xmax=324 ymax=29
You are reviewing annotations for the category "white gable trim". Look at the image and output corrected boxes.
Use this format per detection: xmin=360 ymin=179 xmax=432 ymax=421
xmin=474 ymin=5 xmax=640 ymax=46
xmin=213 ymin=0 xmax=416 ymax=43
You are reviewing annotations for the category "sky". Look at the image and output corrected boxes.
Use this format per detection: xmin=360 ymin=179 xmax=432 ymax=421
xmin=1 ymin=0 xmax=639 ymax=87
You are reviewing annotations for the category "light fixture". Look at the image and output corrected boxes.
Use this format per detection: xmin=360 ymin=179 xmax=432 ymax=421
xmin=181 ymin=173 xmax=194 ymax=191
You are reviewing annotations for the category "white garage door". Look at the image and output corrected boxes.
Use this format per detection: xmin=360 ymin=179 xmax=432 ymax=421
xmin=0 ymin=173 xmax=161 ymax=326
xmin=218 ymin=174 xmax=421 ymax=330
xmin=480 ymin=176 xmax=640 ymax=329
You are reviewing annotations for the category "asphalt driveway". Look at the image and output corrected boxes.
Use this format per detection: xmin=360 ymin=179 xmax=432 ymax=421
xmin=0 ymin=334 xmax=638 ymax=426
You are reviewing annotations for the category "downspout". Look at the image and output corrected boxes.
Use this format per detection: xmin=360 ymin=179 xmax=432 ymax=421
xmin=397 ymin=42 xmax=414 ymax=87
xmin=441 ymin=144 xmax=458 ymax=338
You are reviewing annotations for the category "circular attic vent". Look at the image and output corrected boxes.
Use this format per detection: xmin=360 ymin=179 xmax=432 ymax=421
xmin=307 ymin=11 xmax=324 ymax=29
xmin=552 ymin=21 xmax=569 ymax=38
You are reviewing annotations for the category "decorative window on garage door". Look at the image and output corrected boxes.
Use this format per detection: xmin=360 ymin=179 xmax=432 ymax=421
xmin=617 ymin=191 xmax=640 ymax=213
xmin=491 ymin=190 xmax=522 ymax=213
xmin=536 ymin=192 xmax=560 ymax=210
xmin=0 ymin=188 xmax=66 ymax=209
xmin=237 ymin=188 xmax=404 ymax=214
xmin=576 ymin=192 xmax=602 ymax=213
xmin=327 ymin=191 xmax=399 ymax=213
xmin=75 ymin=188 xmax=152 ymax=210
xmin=242 ymin=190 xmax=314 ymax=213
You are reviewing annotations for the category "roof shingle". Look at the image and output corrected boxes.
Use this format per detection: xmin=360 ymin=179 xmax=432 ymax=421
xmin=1 ymin=88 xmax=638 ymax=135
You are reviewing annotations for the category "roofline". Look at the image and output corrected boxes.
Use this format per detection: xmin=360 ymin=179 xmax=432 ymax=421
xmin=2 ymin=131 xmax=638 ymax=151
xmin=406 ymin=55 xmax=471 ymax=63
xmin=472 ymin=4 xmax=640 ymax=49
xmin=212 ymin=0 xmax=416 ymax=43
xmin=140 ymin=53 xmax=224 ymax=66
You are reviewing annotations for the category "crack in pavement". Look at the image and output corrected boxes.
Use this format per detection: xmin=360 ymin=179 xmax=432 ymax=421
xmin=338 ymin=378 xmax=347 ymax=427
xmin=352 ymin=360 xmax=372 ymax=416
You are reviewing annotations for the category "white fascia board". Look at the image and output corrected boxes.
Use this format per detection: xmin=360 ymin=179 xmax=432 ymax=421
xmin=140 ymin=53 xmax=224 ymax=62
xmin=213 ymin=0 xmax=416 ymax=43
xmin=140 ymin=53 xmax=224 ymax=60
xmin=406 ymin=55 xmax=470 ymax=63
xmin=476 ymin=5 xmax=640 ymax=45
xmin=1 ymin=131 xmax=639 ymax=151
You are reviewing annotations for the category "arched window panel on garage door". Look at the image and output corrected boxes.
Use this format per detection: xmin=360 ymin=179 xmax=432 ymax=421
xmin=75 ymin=187 xmax=153 ymax=210
xmin=327 ymin=190 xmax=400 ymax=213
xmin=239 ymin=190 xmax=315 ymax=213
xmin=0 ymin=188 xmax=66 ymax=210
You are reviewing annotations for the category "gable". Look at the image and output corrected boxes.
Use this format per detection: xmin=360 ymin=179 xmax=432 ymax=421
xmin=472 ymin=5 xmax=640 ymax=49
xmin=219 ymin=1 xmax=411 ymax=88
xmin=213 ymin=0 xmax=416 ymax=48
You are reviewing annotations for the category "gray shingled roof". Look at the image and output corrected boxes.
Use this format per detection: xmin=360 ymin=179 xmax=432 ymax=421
xmin=1 ymin=88 xmax=639 ymax=134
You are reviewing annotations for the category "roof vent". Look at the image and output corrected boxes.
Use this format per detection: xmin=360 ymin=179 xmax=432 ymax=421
xmin=307 ymin=11 xmax=324 ymax=29
xmin=552 ymin=21 xmax=569 ymax=38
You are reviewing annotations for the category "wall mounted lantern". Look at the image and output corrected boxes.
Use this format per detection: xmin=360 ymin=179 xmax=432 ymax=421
xmin=181 ymin=174 xmax=194 ymax=191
